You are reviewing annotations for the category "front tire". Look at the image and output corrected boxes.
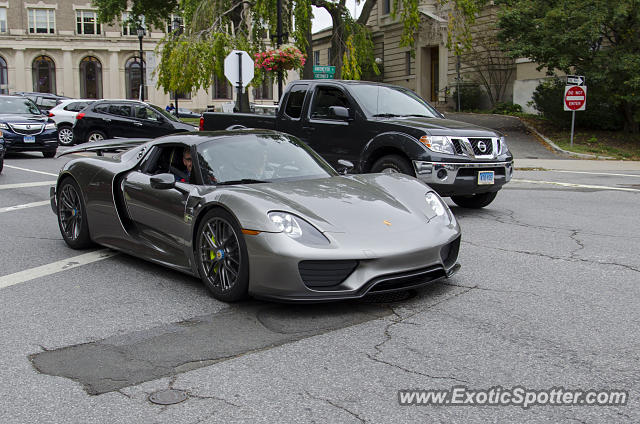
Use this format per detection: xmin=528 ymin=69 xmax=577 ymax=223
xmin=58 ymin=125 xmax=74 ymax=146
xmin=195 ymin=209 xmax=249 ymax=302
xmin=370 ymin=154 xmax=415 ymax=176
xmin=451 ymin=191 xmax=498 ymax=209
xmin=87 ymin=130 xmax=106 ymax=143
xmin=57 ymin=178 xmax=93 ymax=249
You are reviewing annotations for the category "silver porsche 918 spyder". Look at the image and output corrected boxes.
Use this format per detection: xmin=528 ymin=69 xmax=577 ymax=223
xmin=50 ymin=130 xmax=461 ymax=302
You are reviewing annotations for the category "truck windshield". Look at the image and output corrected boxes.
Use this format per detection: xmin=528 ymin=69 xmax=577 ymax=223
xmin=0 ymin=97 xmax=42 ymax=115
xmin=197 ymin=133 xmax=337 ymax=185
xmin=349 ymin=85 xmax=441 ymax=119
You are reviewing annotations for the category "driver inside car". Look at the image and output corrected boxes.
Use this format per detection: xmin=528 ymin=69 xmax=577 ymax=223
xmin=170 ymin=147 xmax=194 ymax=183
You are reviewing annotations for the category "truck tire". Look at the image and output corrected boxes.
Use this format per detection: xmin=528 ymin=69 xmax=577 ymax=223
xmin=451 ymin=191 xmax=498 ymax=209
xmin=371 ymin=155 xmax=414 ymax=176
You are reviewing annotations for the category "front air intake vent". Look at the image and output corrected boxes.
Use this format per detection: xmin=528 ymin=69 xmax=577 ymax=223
xmin=299 ymin=260 xmax=358 ymax=289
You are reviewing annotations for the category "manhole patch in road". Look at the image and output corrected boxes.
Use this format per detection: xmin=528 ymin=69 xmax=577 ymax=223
xmin=149 ymin=389 xmax=188 ymax=405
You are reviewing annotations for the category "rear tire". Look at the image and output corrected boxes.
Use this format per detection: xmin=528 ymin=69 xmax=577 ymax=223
xmin=43 ymin=150 xmax=56 ymax=158
xmin=57 ymin=178 xmax=93 ymax=249
xmin=57 ymin=125 xmax=74 ymax=146
xmin=370 ymin=154 xmax=414 ymax=176
xmin=451 ymin=191 xmax=498 ymax=209
xmin=87 ymin=130 xmax=106 ymax=143
xmin=195 ymin=208 xmax=249 ymax=302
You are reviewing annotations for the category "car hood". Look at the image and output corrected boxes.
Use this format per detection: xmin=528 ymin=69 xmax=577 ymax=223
xmin=0 ymin=114 xmax=47 ymax=124
xmin=380 ymin=116 xmax=500 ymax=138
xmin=212 ymin=173 xmax=446 ymax=234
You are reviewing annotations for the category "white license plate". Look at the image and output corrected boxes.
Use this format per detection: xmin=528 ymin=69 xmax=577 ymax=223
xmin=478 ymin=170 xmax=495 ymax=185
xmin=23 ymin=135 xmax=36 ymax=143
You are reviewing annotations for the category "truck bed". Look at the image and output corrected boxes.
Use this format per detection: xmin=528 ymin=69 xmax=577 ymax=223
xmin=201 ymin=112 xmax=277 ymax=132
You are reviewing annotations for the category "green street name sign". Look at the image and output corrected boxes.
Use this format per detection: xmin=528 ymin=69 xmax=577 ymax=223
xmin=313 ymin=73 xmax=335 ymax=80
xmin=313 ymin=65 xmax=336 ymax=74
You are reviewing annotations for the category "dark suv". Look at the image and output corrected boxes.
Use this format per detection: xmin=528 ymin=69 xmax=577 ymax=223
xmin=0 ymin=95 xmax=58 ymax=158
xmin=72 ymin=100 xmax=196 ymax=144
xmin=13 ymin=92 xmax=69 ymax=112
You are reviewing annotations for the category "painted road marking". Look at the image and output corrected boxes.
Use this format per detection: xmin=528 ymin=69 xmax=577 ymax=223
xmin=551 ymin=170 xmax=640 ymax=178
xmin=0 ymin=181 xmax=56 ymax=190
xmin=0 ymin=249 xmax=119 ymax=290
xmin=4 ymin=165 xmax=58 ymax=177
xmin=0 ymin=200 xmax=50 ymax=213
xmin=512 ymin=179 xmax=640 ymax=192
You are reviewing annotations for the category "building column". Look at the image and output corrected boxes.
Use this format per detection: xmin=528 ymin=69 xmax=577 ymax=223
xmin=62 ymin=49 xmax=74 ymax=97
xmin=109 ymin=51 xmax=120 ymax=98
xmin=14 ymin=49 xmax=26 ymax=91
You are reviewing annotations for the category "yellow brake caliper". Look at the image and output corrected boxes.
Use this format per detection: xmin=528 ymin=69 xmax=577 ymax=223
xmin=209 ymin=234 xmax=220 ymax=274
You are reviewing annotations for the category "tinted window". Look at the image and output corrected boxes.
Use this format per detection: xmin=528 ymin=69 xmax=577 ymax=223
xmin=349 ymin=85 xmax=440 ymax=118
xmin=38 ymin=98 xmax=59 ymax=109
xmin=134 ymin=105 xmax=161 ymax=121
xmin=309 ymin=86 xmax=350 ymax=120
xmin=284 ymin=84 xmax=308 ymax=119
xmin=108 ymin=104 xmax=132 ymax=117
xmin=64 ymin=101 xmax=92 ymax=112
xmin=94 ymin=104 xmax=109 ymax=114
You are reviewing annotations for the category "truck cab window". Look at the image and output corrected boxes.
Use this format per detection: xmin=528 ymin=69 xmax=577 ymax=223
xmin=310 ymin=86 xmax=350 ymax=120
xmin=284 ymin=84 xmax=308 ymax=119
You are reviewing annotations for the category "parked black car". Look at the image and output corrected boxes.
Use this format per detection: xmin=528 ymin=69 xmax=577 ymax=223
xmin=201 ymin=80 xmax=514 ymax=208
xmin=0 ymin=133 xmax=5 ymax=173
xmin=73 ymin=100 xmax=197 ymax=144
xmin=0 ymin=95 xmax=58 ymax=158
xmin=13 ymin=92 xmax=69 ymax=113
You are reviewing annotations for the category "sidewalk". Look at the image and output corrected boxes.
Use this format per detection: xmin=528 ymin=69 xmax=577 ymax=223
xmin=515 ymin=159 xmax=640 ymax=172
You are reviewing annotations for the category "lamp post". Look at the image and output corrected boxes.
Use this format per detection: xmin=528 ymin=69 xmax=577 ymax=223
xmin=455 ymin=43 xmax=462 ymax=112
xmin=137 ymin=25 xmax=146 ymax=102
xmin=171 ymin=18 xmax=183 ymax=116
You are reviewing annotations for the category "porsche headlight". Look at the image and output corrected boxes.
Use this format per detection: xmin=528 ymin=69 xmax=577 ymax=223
xmin=268 ymin=211 xmax=330 ymax=246
xmin=419 ymin=135 xmax=455 ymax=155
xmin=425 ymin=192 xmax=445 ymax=217
xmin=45 ymin=122 xmax=56 ymax=130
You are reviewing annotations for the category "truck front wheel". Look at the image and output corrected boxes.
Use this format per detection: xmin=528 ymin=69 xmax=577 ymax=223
xmin=451 ymin=191 xmax=498 ymax=209
xmin=371 ymin=155 xmax=414 ymax=176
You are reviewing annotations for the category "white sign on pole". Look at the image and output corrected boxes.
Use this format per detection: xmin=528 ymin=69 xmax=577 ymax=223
xmin=224 ymin=50 xmax=254 ymax=89
xmin=566 ymin=75 xmax=585 ymax=86
xmin=145 ymin=51 xmax=158 ymax=86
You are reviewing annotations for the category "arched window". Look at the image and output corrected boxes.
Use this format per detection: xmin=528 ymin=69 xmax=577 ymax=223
xmin=125 ymin=57 xmax=146 ymax=100
xmin=32 ymin=55 xmax=56 ymax=93
xmin=0 ymin=56 xmax=8 ymax=95
xmin=80 ymin=56 xmax=102 ymax=99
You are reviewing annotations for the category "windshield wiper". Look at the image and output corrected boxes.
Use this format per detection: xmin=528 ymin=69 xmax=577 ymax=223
xmin=400 ymin=114 xmax=432 ymax=118
xmin=216 ymin=178 xmax=267 ymax=185
xmin=372 ymin=113 xmax=402 ymax=118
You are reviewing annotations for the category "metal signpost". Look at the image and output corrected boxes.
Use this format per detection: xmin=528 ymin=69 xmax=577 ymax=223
xmin=564 ymin=75 xmax=586 ymax=147
xmin=224 ymin=50 xmax=254 ymax=113
xmin=313 ymin=65 xmax=336 ymax=80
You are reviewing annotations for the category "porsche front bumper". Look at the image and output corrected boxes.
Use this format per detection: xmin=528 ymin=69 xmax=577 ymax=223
xmin=244 ymin=226 xmax=461 ymax=302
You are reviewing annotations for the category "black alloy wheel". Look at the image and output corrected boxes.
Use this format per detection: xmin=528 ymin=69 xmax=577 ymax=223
xmin=57 ymin=178 xmax=92 ymax=248
xmin=196 ymin=209 xmax=249 ymax=302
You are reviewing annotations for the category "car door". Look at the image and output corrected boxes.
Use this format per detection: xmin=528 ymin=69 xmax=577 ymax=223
xmin=131 ymin=105 xmax=172 ymax=138
xmin=302 ymin=85 xmax=360 ymax=167
xmin=277 ymin=83 xmax=309 ymax=141
xmin=121 ymin=143 xmax=194 ymax=265
xmin=104 ymin=103 xmax=137 ymax=138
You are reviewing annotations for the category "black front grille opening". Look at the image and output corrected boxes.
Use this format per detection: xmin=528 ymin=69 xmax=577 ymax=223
xmin=367 ymin=267 xmax=447 ymax=294
xmin=360 ymin=290 xmax=417 ymax=304
xmin=440 ymin=236 xmax=461 ymax=269
xmin=469 ymin=138 xmax=493 ymax=155
xmin=299 ymin=260 xmax=359 ymax=289
xmin=457 ymin=167 xmax=506 ymax=177
xmin=451 ymin=139 xmax=465 ymax=155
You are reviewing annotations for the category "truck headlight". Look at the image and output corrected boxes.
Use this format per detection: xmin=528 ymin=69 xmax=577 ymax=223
xmin=268 ymin=211 xmax=330 ymax=246
xmin=419 ymin=135 xmax=455 ymax=155
xmin=499 ymin=136 xmax=510 ymax=155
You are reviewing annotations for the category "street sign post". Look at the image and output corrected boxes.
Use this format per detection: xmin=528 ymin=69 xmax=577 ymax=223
xmin=564 ymin=84 xmax=587 ymax=147
xmin=224 ymin=50 xmax=254 ymax=112
xmin=566 ymin=75 xmax=585 ymax=86
xmin=313 ymin=65 xmax=336 ymax=79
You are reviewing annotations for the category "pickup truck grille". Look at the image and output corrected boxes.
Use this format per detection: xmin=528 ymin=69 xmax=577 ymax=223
xmin=450 ymin=137 xmax=496 ymax=158
xmin=8 ymin=123 xmax=44 ymax=135
xmin=451 ymin=139 xmax=465 ymax=155
xmin=468 ymin=138 xmax=493 ymax=156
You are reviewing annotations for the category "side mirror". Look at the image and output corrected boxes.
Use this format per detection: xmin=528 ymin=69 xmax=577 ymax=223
xmin=150 ymin=173 xmax=176 ymax=190
xmin=337 ymin=159 xmax=354 ymax=175
xmin=329 ymin=106 xmax=351 ymax=120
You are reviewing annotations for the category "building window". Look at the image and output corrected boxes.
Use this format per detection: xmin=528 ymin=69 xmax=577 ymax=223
xmin=125 ymin=57 xmax=146 ymax=100
xmin=212 ymin=74 xmax=231 ymax=99
xmin=166 ymin=14 xmax=183 ymax=34
xmin=122 ymin=13 xmax=144 ymax=36
xmin=382 ymin=0 xmax=391 ymax=15
xmin=32 ymin=55 xmax=56 ymax=93
xmin=253 ymin=77 xmax=273 ymax=100
xmin=76 ymin=10 xmax=101 ymax=35
xmin=0 ymin=56 xmax=7 ymax=94
xmin=0 ymin=8 xmax=7 ymax=34
xmin=170 ymin=91 xmax=191 ymax=100
xmin=406 ymin=51 xmax=411 ymax=75
xmin=313 ymin=51 xmax=320 ymax=66
xmin=28 ymin=9 xmax=56 ymax=34
xmin=80 ymin=56 xmax=102 ymax=99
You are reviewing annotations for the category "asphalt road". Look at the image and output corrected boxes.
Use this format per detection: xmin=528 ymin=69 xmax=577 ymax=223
xmin=1 ymin=150 xmax=638 ymax=423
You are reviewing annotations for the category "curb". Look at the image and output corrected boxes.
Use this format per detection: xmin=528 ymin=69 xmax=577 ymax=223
xmin=519 ymin=119 xmax=615 ymax=160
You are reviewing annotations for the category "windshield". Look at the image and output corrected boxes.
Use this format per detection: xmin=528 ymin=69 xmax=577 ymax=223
xmin=149 ymin=104 xmax=180 ymax=122
xmin=349 ymin=85 xmax=441 ymax=118
xmin=197 ymin=133 xmax=337 ymax=185
xmin=0 ymin=97 xmax=42 ymax=115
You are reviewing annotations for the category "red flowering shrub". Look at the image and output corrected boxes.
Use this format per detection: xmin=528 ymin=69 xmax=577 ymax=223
xmin=254 ymin=47 xmax=306 ymax=73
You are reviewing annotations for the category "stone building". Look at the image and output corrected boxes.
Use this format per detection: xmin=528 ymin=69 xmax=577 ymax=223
xmin=0 ymin=0 xmax=281 ymax=110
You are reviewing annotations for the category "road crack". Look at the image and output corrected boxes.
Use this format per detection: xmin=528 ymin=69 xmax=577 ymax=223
xmin=305 ymin=390 xmax=366 ymax=423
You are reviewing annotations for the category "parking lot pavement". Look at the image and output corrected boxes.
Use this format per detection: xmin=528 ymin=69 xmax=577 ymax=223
xmin=1 ymin=153 xmax=639 ymax=423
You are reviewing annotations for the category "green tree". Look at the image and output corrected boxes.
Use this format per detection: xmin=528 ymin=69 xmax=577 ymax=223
xmin=497 ymin=0 xmax=640 ymax=133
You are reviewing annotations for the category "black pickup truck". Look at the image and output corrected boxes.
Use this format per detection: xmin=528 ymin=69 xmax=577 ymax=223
xmin=200 ymin=80 xmax=513 ymax=208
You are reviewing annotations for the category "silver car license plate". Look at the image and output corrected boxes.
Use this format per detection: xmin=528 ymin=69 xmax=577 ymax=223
xmin=24 ymin=135 xmax=36 ymax=143
xmin=478 ymin=170 xmax=495 ymax=185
